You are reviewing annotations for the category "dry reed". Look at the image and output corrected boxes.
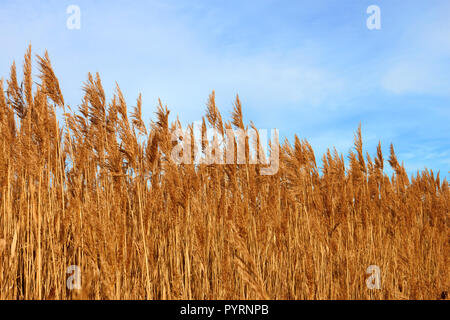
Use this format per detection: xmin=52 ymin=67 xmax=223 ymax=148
xmin=0 ymin=47 xmax=448 ymax=300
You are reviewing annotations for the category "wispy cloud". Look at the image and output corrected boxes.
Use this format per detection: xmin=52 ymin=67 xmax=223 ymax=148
xmin=381 ymin=2 xmax=450 ymax=96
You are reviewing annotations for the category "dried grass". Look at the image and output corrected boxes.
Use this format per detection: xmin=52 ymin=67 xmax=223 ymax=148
xmin=0 ymin=48 xmax=448 ymax=300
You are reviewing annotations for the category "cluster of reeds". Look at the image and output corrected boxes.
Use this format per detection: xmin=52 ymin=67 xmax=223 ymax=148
xmin=0 ymin=47 xmax=448 ymax=299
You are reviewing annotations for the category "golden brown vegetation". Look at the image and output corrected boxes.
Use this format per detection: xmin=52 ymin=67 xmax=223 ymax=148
xmin=0 ymin=47 xmax=448 ymax=299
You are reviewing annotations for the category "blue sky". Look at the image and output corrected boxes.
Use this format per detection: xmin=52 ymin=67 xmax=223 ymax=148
xmin=1 ymin=0 xmax=449 ymax=177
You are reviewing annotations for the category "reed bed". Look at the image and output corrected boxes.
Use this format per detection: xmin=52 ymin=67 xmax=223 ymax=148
xmin=0 ymin=47 xmax=448 ymax=299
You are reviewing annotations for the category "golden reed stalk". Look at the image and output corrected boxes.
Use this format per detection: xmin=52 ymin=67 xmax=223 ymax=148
xmin=0 ymin=46 xmax=448 ymax=300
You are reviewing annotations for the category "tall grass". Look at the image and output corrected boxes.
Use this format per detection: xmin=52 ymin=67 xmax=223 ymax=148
xmin=0 ymin=47 xmax=448 ymax=299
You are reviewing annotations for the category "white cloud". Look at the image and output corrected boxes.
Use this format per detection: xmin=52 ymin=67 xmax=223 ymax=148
xmin=380 ymin=4 xmax=450 ymax=96
xmin=381 ymin=59 xmax=450 ymax=95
